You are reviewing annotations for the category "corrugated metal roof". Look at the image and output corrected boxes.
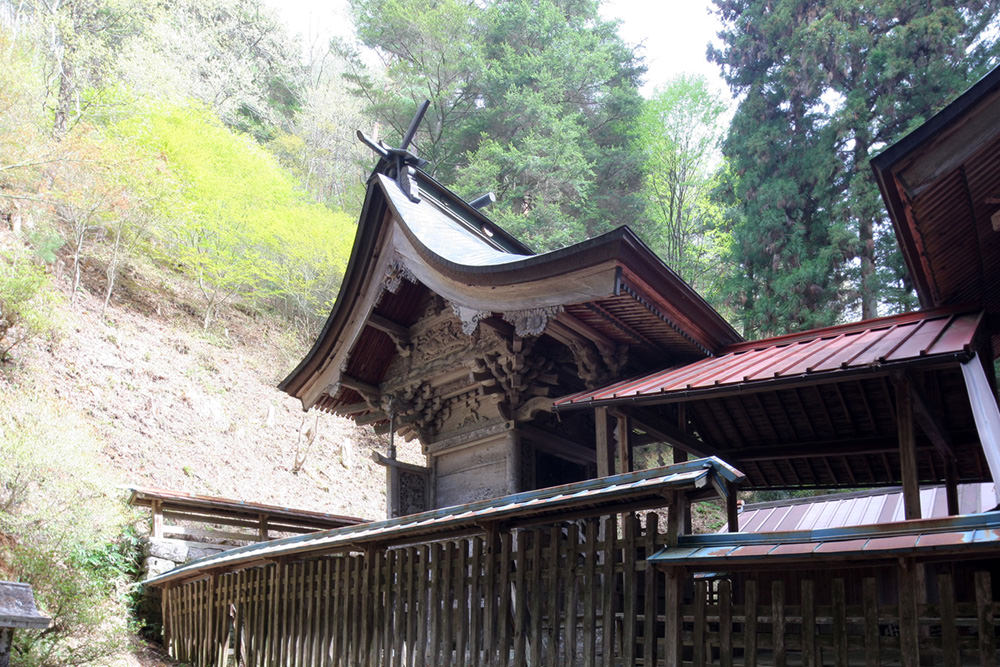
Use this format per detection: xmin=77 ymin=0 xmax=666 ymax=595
xmin=144 ymin=457 xmax=744 ymax=587
xmin=726 ymin=483 xmax=999 ymax=533
xmin=556 ymin=307 xmax=981 ymax=408
xmin=650 ymin=510 xmax=1000 ymax=567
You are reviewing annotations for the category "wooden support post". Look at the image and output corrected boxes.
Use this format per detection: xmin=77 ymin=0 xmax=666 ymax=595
xmin=595 ymin=407 xmax=614 ymax=478
xmin=614 ymin=412 xmax=632 ymax=474
xmin=663 ymin=568 xmax=682 ymax=667
xmin=946 ymin=459 xmax=960 ymax=516
xmin=726 ymin=483 xmax=739 ymax=533
xmin=674 ymin=404 xmax=689 ymax=464
xmin=666 ymin=491 xmax=687 ymax=547
xmin=961 ymin=354 xmax=1000 ymax=499
xmin=152 ymin=499 xmax=164 ymax=538
xmin=898 ymin=558 xmax=920 ymax=667
xmin=896 ymin=377 xmax=921 ymax=520
xmin=257 ymin=513 xmax=268 ymax=542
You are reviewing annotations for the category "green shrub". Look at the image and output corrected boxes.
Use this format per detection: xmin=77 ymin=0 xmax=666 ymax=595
xmin=0 ymin=393 xmax=137 ymax=666
xmin=0 ymin=246 xmax=58 ymax=363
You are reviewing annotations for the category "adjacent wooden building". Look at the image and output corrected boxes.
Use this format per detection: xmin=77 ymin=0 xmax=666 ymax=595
xmin=144 ymin=66 xmax=1000 ymax=666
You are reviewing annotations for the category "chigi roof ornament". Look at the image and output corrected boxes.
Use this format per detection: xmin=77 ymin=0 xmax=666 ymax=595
xmin=357 ymin=100 xmax=430 ymax=203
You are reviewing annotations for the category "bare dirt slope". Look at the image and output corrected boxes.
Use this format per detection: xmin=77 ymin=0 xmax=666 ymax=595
xmin=15 ymin=259 xmax=416 ymax=524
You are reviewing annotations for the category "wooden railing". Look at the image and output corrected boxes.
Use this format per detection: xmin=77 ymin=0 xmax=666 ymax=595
xmin=158 ymin=512 xmax=1000 ymax=666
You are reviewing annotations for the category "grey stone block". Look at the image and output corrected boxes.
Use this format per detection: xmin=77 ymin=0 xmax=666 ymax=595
xmin=144 ymin=537 xmax=189 ymax=562
xmin=144 ymin=556 xmax=176 ymax=578
xmin=186 ymin=544 xmax=227 ymax=561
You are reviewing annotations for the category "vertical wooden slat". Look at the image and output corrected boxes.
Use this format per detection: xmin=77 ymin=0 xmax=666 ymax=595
xmin=546 ymin=525 xmax=561 ymax=667
xmin=406 ymin=547 xmax=418 ymax=667
xmin=304 ymin=561 xmax=316 ymax=667
xmin=471 ymin=537 xmax=483 ymax=667
xmin=351 ymin=556 xmax=363 ymax=667
xmin=862 ymin=577 xmax=879 ymax=667
xmin=457 ymin=540 xmax=469 ymax=666
xmin=601 ymin=516 xmax=616 ymax=667
xmin=939 ymin=572 xmax=958 ymax=667
xmin=899 ymin=559 xmax=920 ymax=667
xmin=565 ymin=523 xmax=580 ymax=667
xmin=744 ymin=580 xmax=758 ymax=667
xmin=583 ymin=521 xmax=597 ymax=667
xmin=720 ymin=579 xmax=732 ymax=667
xmin=331 ymin=559 xmax=343 ymax=667
xmin=529 ymin=529 xmax=544 ymax=667
xmin=498 ymin=531 xmax=514 ymax=667
xmin=442 ymin=542 xmax=455 ymax=667
xmin=514 ymin=531 xmax=528 ymax=667
xmin=595 ymin=407 xmax=614 ymax=477
xmin=415 ymin=546 xmax=429 ymax=667
xmin=693 ymin=579 xmax=706 ymax=667
xmin=772 ymin=580 xmax=786 ymax=667
xmin=802 ymin=578 xmax=816 ymax=667
xmin=430 ymin=542 xmax=443 ymax=666
xmin=663 ymin=568 xmax=681 ymax=667
xmin=484 ymin=529 xmax=499 ymax=667
xmin=976 ymin=570 xmax=995 ymax=667
xmin=832 ymin=577 xmax=847 ymax=667
xmin=642 ymin=514 xmax=657 ymax=667
xmin=622 ymin=514 xmax=637 ymax=667
xmin=381 ymin=550 xmax=393 ymax=667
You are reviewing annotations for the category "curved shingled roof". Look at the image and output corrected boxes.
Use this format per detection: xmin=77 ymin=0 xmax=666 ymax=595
xmin=280 ymin=167 xmax=741 ymax=413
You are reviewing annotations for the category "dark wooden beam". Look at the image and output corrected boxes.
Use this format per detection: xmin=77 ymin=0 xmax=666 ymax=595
xmin=340 ymin=374 xmax=380 ymax=401
xmin=520 ymin=425 xmax=596 ymax=465
xmin=731 ymin=436 xmax=904 ymax=463
xmin=594 ymin=407 xmax=614 ymax=478
xmin=616 ymin=407 xmax=715 ymax=459
xmin=896 ymin=375 xmax=921 ymax=519
xmin=945 ymin=459 xmax=960 ymax=516
xmin=726 ymin=482 xmax=739 ymax=533
xmin=367 ymin=313 xmax=409 ymax=341
xmin=615 ymin=412 xmax=633 ymax=474
xmin=905 ymin=373 xmax=957 ymax=463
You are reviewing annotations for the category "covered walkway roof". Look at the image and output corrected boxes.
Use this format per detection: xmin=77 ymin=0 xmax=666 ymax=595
xmin=555 ymin=307 xmax=996 ymax=490
xmin=144 ymin=457 xmax=744 ymax=587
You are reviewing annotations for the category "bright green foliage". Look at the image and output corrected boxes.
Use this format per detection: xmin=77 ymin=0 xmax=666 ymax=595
xmin=348 ymin=0 xmax=646 ymax=252
xmin=633 ymin=75 xmax=730 ymax=303
xmin=121 ymin=103 xmax=356 ymax=327
xmin=0 ymin=244 xmax=59 ymax=363
xmin=712 ymin=0 xmax=1000 ymax=337
xmin=0 ymin=391 xmax=136 ymax=666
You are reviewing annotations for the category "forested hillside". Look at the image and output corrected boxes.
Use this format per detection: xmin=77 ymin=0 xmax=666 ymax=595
xmin=1 ymin=0 xmax=999 ymax=663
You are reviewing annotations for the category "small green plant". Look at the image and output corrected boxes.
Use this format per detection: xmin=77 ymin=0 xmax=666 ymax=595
xmin=0 ymin=392 xmax=136 ymax=666
xmin=0 ymin=246 xmax=58 ymax=363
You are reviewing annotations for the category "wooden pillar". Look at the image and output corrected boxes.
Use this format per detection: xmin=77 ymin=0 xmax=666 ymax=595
xmin=663 ymin=491 xmax=687 ymax=667
xmin=595 ymin=407 xmax=614 ymax=478
xmin=151 ymin=499 xmax=164 ymax=538
xmin=945 ymin=459 xmax=960 ymax=516
xmin=506 ymin=431 xmax=522 ymax=494
xmin=726 ymin=483 xmax=739 ymax=533
xmin=961 ymin=354 xmax=1000 ymax=499
xmin=897 ymin=378 xmax=921 ymax=520
xmin=258 ymin=513 xmax=269 ymax=541
xmin=677 ymin=405 xmax=692 ymax=533
xmin=615 ymin=412 xmax=632 ymax=474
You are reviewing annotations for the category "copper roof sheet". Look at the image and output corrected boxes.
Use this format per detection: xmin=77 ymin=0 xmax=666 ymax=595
xmin=729 ymin=484 xmax=999 ymax=534
xmin=144 ymin=457 xmax=744 ymax=587
xmin=649 ymin=510 xmax=1000 ymax=566
xmin=556 ymin=307 xmax=981 ymax=408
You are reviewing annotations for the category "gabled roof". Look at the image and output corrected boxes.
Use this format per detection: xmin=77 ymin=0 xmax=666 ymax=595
xmin=281 ymin=166 xmax=741 ymax=413
xmin=871 ymin=64 xmax=1000 ymax=356
xmin=555 ymin=307 xmax=981 ymax=408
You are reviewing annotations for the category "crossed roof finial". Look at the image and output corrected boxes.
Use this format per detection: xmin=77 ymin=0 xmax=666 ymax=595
xmin=357 ymin=100 xmax=430 ymax=203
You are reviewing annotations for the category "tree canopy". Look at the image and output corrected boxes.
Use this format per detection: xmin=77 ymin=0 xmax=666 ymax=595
xmin=711 ymin=0 xmax=1000 ymax=336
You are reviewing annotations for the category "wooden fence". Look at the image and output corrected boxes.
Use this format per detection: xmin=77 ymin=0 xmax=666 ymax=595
xmin=159 ymin=512 xmax=1000 ymax=666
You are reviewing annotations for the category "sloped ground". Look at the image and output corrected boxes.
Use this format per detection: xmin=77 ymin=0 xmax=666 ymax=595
xmin=13 ymin=256 xmax=417 ymax=526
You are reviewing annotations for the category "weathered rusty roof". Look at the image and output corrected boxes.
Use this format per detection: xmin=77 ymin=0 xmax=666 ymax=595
xmin=725 ymin=483 xmax=999 ymax=533
xmin=871 ymin=64 xmax=1000 ymax=357
xmin=650 ymin=510 xmax=1000 ymax=567
xmin=144 ymin=457 xmax=744 ymax=586
xmin=555 ymin=307 xmax=981 ymax=408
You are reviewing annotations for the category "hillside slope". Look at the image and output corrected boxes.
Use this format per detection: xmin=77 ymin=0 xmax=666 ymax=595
xmin=9 ymin=254 xmax=406 ymax=523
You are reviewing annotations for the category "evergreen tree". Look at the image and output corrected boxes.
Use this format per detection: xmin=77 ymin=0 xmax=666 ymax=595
xmin=711 ymin=1 xmax=1000 ymax=336
xmin=347 ymin=0 xmax=646 ymax=251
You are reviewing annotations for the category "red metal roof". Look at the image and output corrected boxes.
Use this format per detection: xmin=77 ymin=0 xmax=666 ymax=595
xmin=555 ymin=307 xmax=982 ymax=408
xmin=726 ymin=483 xmax=999 ymax=533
